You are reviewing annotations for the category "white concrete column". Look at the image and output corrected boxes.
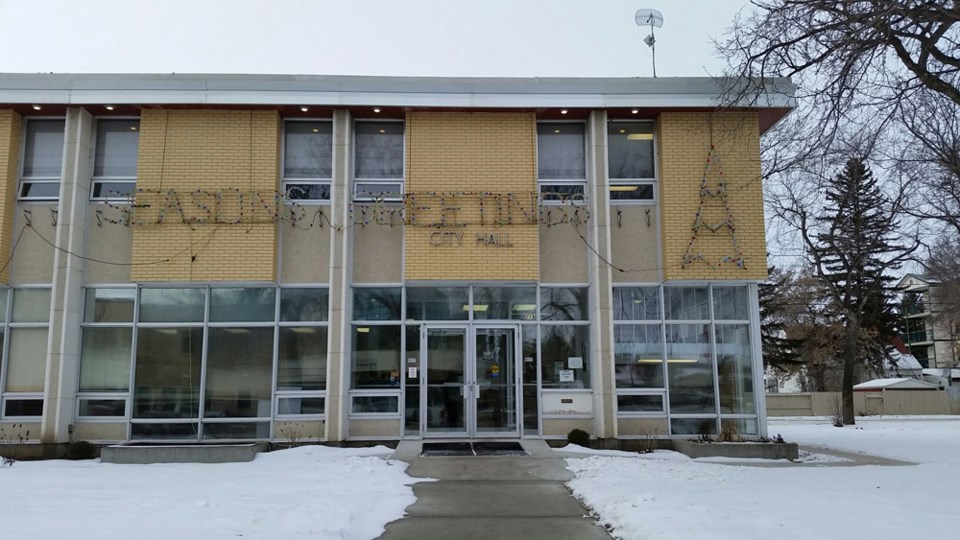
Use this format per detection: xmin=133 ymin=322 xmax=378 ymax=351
xmin=41 ymin=107 xmax=93 ymax=444
xmin=586 ymin=111 xmax=616 ymax=439
xmin=325 ymin=110 xmax=352 ymax=442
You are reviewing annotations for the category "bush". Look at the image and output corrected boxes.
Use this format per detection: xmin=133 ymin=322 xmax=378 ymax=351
xmin=66 ymin=441 xmax=98 ymax=460
xmin=567 ymin=428 xmax=590 ymax=447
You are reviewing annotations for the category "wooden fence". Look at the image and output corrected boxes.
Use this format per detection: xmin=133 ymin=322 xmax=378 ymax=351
xmin=766 ymin=390 xmax=960 ymax=416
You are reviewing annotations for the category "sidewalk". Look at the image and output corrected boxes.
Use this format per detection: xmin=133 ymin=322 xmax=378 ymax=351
xmin=378 ymin=440 xmax=611 ymax=540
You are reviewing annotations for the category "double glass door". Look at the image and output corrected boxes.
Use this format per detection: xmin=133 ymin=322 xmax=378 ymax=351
xmin=421 ymin=325 xmax=519 ymax=438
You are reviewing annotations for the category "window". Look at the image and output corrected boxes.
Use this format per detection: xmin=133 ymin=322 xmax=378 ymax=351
xmin=19 ymin=119 xmax=65 ymax=201
xmin=354 ymin=121 xmax=404 ymax=201
xmin=283 ymin=120 xmax=333 ymax=202
xmin=1 ymin=288 xmax=51 ymax=419
xmin=537 ymin=122 xmax=586 ymax=204
xmin=91 ymin=118 xmax=139 ymax=200
xmin=74 ymin=285 xmax=329 ymax=438
xmin=608 ymin=122 xmax=655 ymax=202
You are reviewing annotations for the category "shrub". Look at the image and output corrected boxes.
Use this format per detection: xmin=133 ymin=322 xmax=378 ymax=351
xmin=567 ymin=428 xmax=590 ymax=447
xmin=66 ymin=441 xmax=98 ymax=460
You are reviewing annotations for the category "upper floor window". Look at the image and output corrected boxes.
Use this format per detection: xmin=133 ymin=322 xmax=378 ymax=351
xmin=91 ymin=118 xmax=139 ymax=201
xmin=608 ymin=122 xmax=655 ymax=203
xmin=283 ymin=120 xmax=333 ymax=202
xmin=19 ymin=119 xmax=65 ymax=201
xmin=354 ymin=121 xmax=404 ymax=202
xmin=537 ymin=122 xmax=586 ymax=204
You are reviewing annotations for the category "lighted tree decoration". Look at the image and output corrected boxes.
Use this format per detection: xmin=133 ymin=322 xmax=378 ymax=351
xmin=681 ymin=146 xmax=745 ymax=269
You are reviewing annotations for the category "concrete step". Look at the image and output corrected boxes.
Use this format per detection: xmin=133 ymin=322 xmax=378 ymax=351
xmin=100 ymin=443 xmax=268 ymax=464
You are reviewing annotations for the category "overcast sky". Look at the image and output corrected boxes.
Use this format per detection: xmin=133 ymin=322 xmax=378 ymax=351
xmin=0 ymin=0 xmax=752 ymax=77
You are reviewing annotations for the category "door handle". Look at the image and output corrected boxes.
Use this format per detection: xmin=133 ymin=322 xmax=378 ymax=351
xmin=474 ymin=382 xmax=481 ymax=400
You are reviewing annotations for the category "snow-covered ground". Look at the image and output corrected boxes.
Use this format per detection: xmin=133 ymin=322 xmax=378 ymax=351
xmin=565 ymin=417 xmax=960 ymax=540
xmin=0 ymin=445 xmax=418 ymax=540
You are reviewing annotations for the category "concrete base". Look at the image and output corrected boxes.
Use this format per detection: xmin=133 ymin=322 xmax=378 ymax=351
xmin=673 ymin=439 xmax=799 ymax=460
xmin=100 ymin=443 xmax=268 ymax=464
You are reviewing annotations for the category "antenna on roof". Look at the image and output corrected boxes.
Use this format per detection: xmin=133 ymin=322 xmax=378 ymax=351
xmin=635 ymin=8 xmax=664 ymax=77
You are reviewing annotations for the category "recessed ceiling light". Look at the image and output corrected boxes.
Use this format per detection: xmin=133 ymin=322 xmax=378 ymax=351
xmin=31 ymin=104 xmax=42 ymax=111
xmin=379 ymin=129 xmax=386 ymax=133
xmin=373 ymin=107 xmax=382 ymax=113
xmin=105 ymin=105 xmax=115 ymax=111
xmin=554 ymin=129 xmax=560 ymax=133
xmin=560 ymin=109 xmax=568 ymax=114
xmin=130 ymin=126 xmax=138 ymax=131
xmin=312 ymin=128 xmax=319 ymax=133
xmin=619 ymin=129 xmax=626 ymax=133
xmin=300 ymin=106 xmax=309 ymax=112
xmin=631 ymin=109 xmax=639 ymax=114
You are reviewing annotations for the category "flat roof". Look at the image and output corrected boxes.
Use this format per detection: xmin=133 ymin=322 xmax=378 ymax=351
xmin=0 ymin=72 xmax=795 ymax=108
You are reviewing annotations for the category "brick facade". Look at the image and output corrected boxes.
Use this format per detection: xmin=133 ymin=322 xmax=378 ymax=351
xmin=0 ymin=109 xmax=22 ymax=284
xmin=405 ymin=111 xmax=539 ymax=281
xmin=130 ymin=109 xmax=280 ymax=282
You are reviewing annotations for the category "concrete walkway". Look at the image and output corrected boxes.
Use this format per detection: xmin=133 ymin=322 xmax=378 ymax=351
xmin=378 ymin=440 xmax=611 ymax=540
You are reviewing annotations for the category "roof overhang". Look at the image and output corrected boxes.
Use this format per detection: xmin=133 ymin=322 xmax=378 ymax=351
xmin=0 ymin=73 xmax=796 ymax=132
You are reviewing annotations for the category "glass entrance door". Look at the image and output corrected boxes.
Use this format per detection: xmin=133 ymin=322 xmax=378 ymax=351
xmin=421 ymin=325 xmax=520 ymax=438
xmin=474 ymin=327 xmax=518 ymax=437
xmin=424 ymin=327 xmax=467 ymax=436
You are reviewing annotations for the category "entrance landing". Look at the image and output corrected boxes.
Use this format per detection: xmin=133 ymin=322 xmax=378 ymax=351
xmin=421 ymin=441 xmax=528 ymax=457
xmin=378 ymin=440 xmax=611 ymax=540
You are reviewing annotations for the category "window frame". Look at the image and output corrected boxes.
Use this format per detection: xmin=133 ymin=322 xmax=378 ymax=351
xmin=352 ymin=119 xmax=405 ymax=202
xmin=18 ymin=117 xmax=66 ymax=202
xmin=74 ymin=284 xmax=331 ymax=436
xmin=89 ymin=116 xmax=141 ymax=202
xmin=0 ymin=286 xmax=53 ymax=421
xmin=281 ymin=118 xmax=334 ymax=204
xmin=536 ymin=120 xmax=588 ymax=206
xmin=607 ymin=120 xmax=657 ymax=205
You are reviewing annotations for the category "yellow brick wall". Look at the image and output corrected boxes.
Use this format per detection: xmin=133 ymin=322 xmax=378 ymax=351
xmin=130 ymin=109 xmax=279 ymax=282
xmin=659 ymin=112 xmax=767 ymax=280
xmin=0 ymin=109 xmax=22 ymax=285
xmin=405 ymin=112 xmax=539 ymax=281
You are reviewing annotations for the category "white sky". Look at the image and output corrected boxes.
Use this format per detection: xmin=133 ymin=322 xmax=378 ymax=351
xmin=0 ymin=0 xmax=752 ymax=77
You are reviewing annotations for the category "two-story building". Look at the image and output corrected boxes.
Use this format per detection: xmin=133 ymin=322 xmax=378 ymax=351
xmin=0 ymin=74 xmax=794 ymax=448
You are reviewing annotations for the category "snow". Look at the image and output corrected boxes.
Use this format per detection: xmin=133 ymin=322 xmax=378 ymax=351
xmin=0 ymin=445 xmax=420 ymax=540
xmin=566 ymin=418 xmax=960 ymax=540
xmin=853 ymin=377 xmax=938 ymax=390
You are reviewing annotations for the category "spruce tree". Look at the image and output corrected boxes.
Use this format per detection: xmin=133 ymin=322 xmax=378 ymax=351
xmin=759 ymin=266 xmax=804 ymax=371
xmin=805 ymin=158 xmax=916 ymax=424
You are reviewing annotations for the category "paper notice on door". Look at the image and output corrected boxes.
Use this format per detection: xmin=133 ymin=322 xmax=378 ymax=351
xmin=408 ymin=367 xmax=418 ymax=379
xmin=568 ymin=356 xmax=583 ymax=369
xmin=408 ymin=357 xmax=417 ymax=364
xmin=559 ymin=370 xmax=575 ymax=382
xmin=524 ymin=356 xmax=534 ymax=363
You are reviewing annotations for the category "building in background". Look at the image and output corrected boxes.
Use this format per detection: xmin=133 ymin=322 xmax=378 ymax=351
xmin=897 ymin=274 xmax=960 ymax=370
xmin=0 ymin=74 xmax=793 ymax=447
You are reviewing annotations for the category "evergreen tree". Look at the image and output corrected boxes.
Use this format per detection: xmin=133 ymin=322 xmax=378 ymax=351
xmin=803 ymin=159 xmax=917 ymax=424
xmin=758 ymin=266 xmax=804 ymax=371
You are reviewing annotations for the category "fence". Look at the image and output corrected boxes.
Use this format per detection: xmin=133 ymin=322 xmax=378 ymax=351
xmin=766 ymin=390 xmax=960 ymax=416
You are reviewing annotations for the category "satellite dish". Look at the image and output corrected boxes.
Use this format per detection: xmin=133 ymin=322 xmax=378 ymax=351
xmin=635 ymin=8 xmax=664 ymax=28
xmin=635 ymin=8 xmax=665 ymax=77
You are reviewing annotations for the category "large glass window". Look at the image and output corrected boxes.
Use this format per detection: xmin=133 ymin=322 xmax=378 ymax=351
xmin=473 ymin=286 xmax=537 ymax=320
xmin=614 ymin=324 xmax=663 ymax=388
xmin=716 ymin=324 xmax=755 ymax=414
xmin=133 ymin=327 xmax=203 ymax=420
xmin=72 ymin=285 xmax=330 ymax=437
xmin=537 ymin=122 xmax=586 ymax=204
xmin=540 ymin=324 xmax=590 ymax=388
xmin=664 ymin=287 xmax=710 ymax=320
xmin=283 ymin=120 xmax=332 ymax=202
xmin=540 ymin=287 xmax=589 ymax=321
xmin=0 ymin=288 xmax=51 ymax=419
xmin=353 ymin=287 xmax=402 ymax=320
xmin=351 ymin=325 xmax=401 ymax=388
xmin=406 ymin=287 xmax=468 ymax=321
xmin=19 ymin=119 xmax=65 ymax=200
xmin=666 ymin=324 xmax=715 ymax=414
xmin=91 ymin=118 xmax=139 ymax=200
xmin=613 ymin=286 xmax=660 ymax=321
xmin=354 ymin=121 xmax=404 ymax=201
xmin=608 ymin=122 xmax=655 ymax=202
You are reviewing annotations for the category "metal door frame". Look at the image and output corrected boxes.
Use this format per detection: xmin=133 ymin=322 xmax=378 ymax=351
xmin=419 ymin=323 xmax=521 ymax=438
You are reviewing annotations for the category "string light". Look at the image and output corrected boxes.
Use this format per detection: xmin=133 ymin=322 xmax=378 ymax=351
xmin=681 ymin=145 xmax=746 ymax=269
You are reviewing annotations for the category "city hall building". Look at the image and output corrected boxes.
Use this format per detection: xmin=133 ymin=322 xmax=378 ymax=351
xmin=0 ymin=74 xmax=793 ymax=447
